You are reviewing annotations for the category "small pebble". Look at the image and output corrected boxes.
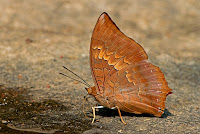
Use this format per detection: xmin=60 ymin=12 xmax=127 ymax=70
xmin=2 ymin=120 xmax=8 ymax=124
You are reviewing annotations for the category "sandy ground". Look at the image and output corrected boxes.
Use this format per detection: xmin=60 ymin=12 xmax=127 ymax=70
xmin=0 ymin=0 xmax=199 ymax=133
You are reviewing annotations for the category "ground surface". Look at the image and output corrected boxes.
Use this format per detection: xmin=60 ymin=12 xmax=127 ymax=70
xmin=0 ymin=0 xmax=199 ymax=133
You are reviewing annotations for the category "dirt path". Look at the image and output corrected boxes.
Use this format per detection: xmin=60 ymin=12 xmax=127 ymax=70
xmin=0 ymin=0 xmax=199 ymax=133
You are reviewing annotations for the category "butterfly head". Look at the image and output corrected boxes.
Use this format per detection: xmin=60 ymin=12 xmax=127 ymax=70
xmin=85 ymin=86 xmax=96 ymax=95
xmin=85 ymin=87 xmax=92 ymax=95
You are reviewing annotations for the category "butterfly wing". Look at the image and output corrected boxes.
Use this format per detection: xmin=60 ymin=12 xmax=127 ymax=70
xmin=90 ymin=12 xmax=172 ymax=116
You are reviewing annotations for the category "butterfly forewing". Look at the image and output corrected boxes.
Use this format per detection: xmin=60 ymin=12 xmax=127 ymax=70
xmin=90 ymin=12 xmax=172 ymax=116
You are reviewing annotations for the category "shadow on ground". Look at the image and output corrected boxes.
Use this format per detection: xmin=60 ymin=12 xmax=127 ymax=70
xmin=0 ymin=85 xmax=96 ymax=134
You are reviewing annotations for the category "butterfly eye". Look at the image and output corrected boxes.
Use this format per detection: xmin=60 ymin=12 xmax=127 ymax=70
xmin=86 ymin=87 xmax=92 ymax=95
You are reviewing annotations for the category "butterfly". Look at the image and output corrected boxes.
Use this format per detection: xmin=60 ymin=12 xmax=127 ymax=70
xmin=84 ymin=12 xmax=172 ymax=124
xmin=61 ymin=12 xmax=172 ymax=124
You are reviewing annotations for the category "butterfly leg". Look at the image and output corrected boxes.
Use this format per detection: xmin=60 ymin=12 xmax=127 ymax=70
xmin=92 ymin=107 xmax=96 ymax=123
xmin=115 ymin=106 xmax=127 ymax=125
xmin=91 ymin=106 xmax=105 ymax=123
xmin=83 ymin=95 xmax=89 ymax=118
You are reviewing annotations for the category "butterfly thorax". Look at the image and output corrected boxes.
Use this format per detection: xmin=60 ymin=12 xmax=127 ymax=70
xmin=86 ymin=86 xmax=115 ymax=108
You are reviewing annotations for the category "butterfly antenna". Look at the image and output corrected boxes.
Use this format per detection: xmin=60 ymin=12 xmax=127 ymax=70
xmin=60 ymin=73 xmax=90 ymax=87
xmin=61 ymin=66 xmax=91 ymax=87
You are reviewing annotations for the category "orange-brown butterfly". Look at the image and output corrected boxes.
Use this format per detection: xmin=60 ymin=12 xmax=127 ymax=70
xmin=61 ymin=12 xmax=172 ymax=124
